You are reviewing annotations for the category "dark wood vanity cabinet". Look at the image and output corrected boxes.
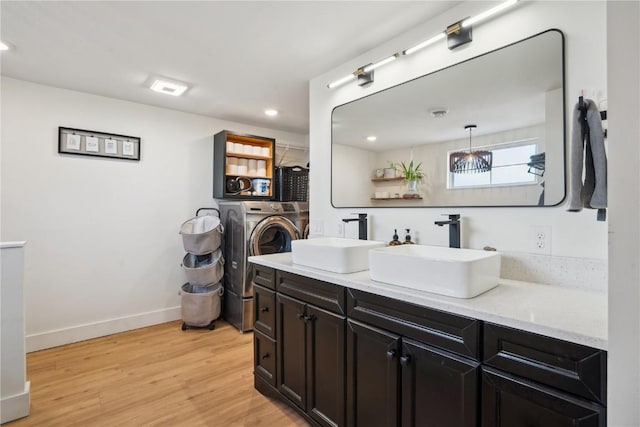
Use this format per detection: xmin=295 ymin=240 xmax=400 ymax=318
xmin=346 ymin=320 xmax=401 ymax=426
xmin=346 ymin=289 xmax=480 ymax=427
xmin=481 ymin=323 xmax=606 ymax=426
xmin=254 ymin=267 xmax=346 ymax=427
xmin=252 ymin=266 xmax=607 ymax=427
xmin=481 ymin=368 xmax=605 ymax=426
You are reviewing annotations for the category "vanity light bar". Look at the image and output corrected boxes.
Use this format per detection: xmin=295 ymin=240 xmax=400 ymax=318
xmin=327 ymin=73 xmax=357 ymax=89
xmin=362 ymin=54 xmax=399 ymax=73
xmin=462 ymin=0 xmax=518 ymax=28
xmin=403 ymin=32 xmax=446 ymax=56
xmin=326 ymin=0 xmax=520 ymax=89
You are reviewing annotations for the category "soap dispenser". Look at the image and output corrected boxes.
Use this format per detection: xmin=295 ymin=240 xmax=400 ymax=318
xmin=389 ymin=229 xmax=402 ymax=246
xmin=402 ymin=229 xmax=415 ymax=244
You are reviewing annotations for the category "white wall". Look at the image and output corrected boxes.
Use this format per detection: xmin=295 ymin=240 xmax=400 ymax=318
xmin=309 ymin=1 xmax=607 ymax=258
xmin=607 ymin=1 xmax=640 ymax=424
xmin=332 ymin=144 xmax=376 ymax=207
xmin=0 ymin=77 xmax=307 ymax=351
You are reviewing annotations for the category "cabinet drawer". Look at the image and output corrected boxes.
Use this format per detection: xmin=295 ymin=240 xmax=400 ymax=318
xmin=481 ymin=367 xmax=605 ymax=426
xmin=276 ymin=270 xmax=345 ymax=315
xmin=254 ymin=284 xmax=276 ymax=338
xmin=254 ymin=330 xmax=277 ymax=387
xmin=483 ymin=323 xmax=606 ymax=404
xmin=252 ymin=264 xmax=276 ymax=290
xmin=347 ymin=288 xmax=480 ymax=360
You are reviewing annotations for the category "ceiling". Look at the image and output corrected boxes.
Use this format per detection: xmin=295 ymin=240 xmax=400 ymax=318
xmin=0 ymin=1 xmax=460 ymax=135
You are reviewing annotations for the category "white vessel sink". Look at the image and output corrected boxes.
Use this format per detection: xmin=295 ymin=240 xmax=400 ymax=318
xmin=369 ymin=245 xmax=501 ymax=298
xmin=291 ymin=237 xmax=387 ymax=273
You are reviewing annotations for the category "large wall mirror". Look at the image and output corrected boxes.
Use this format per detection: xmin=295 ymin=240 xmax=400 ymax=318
xmin=331 ymin=29 xmax=565 ymax=208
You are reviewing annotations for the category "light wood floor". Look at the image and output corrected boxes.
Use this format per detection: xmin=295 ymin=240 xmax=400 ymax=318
xmin=6 ymin=320 xmax=308 ymax=427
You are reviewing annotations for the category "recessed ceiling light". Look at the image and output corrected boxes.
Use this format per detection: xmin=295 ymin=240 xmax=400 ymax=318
xmin=150 ymin=79 xmax=188 ymax=96
xmin=264 ymin=109 xmax=279 ymax=117
xmin=366 ymin=136 xmax=377 ymax=142
xmin=0 ymin=41 xmax=11 ymax=51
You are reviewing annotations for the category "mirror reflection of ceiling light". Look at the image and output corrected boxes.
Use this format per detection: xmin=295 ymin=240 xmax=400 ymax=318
xmin=264 ymin=109 xmax=279 ymax=117
xmin=366 ymin=136 xmax=377 ymax=142
xmin=0 ymin=41 xmax=11 ymax=51
xmin=327 ymin=0 xmax=519 ymax=89
xmin=150 ymin=79 xmax=188 ymax=96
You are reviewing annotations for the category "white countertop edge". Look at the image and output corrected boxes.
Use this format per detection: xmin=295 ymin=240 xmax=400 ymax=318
xmin=0 ymin=241 xmax=27 ymax=249
xmin=249 ymin=253 xmax=608 ymax=351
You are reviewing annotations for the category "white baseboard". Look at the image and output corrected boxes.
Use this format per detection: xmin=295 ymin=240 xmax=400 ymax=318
xmin=26 ymin=306 xmax=181 ymax=352
xmin=1 ymin=381 xmax=30 ymax=424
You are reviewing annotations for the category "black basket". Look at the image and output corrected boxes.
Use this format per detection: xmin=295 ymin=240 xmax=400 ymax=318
xmin=275 ymin=166 xmax=309 ymax=201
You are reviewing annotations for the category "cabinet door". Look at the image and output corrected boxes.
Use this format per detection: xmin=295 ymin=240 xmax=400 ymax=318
xmin=306 ymin=305 xmax=346 ymax=427
xmin=276 ymin=293 xmax=307 ymax=410
xmin=401 ymin=338 xmax=479 ymax=427
xmin=481 ymin=367 xmax=605 ymax=427
xmin=347 ymin=319 xmax=401 ymax=427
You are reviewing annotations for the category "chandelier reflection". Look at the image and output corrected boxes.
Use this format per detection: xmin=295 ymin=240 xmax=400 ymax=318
xmin=449 ymin=124 xmax=493 ymax=174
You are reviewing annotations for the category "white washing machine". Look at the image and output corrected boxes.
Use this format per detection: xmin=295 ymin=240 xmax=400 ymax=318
xmin=217 ymin=200 xmax=308 ymax=332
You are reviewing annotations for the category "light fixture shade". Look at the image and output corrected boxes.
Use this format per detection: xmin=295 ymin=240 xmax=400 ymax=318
xmin=450 ymin=124 xmax=492 ymax=173
xmin=449 ymin=150 xmax=493 ymax=173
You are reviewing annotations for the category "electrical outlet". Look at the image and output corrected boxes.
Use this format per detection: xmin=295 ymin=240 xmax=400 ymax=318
xmin=531 ymin=226 xmax=551 ymax=254
xmin=312 ymin=221 xmax=323 ymax=235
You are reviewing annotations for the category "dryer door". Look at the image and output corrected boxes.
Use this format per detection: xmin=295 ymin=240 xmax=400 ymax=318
xmin=250 ymin=216 xmax=300 ymax=256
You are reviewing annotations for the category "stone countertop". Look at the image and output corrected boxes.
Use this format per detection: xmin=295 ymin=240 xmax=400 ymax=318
xmin=248 ymin=252 xmax=608 ymax=351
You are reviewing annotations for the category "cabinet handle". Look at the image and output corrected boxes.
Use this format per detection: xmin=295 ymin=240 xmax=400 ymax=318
xmin=297 ymin=313 xmax=305 ymax=320
xmin=386 ymin=350 xmax=397 ymax=360
xmin=262 ymin=353 xmax=270 ymax=360
xmin=400 ymin=355 xmax=411 ymax=366
xmin=260 ymin=307 xmax=269 ymax=312
xmin=304 ymin=315 xmax=316 ymax=323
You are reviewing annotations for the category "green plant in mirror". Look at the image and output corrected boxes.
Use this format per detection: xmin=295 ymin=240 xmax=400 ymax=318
xmin=398 ymin=160 xmax=424 ymax=182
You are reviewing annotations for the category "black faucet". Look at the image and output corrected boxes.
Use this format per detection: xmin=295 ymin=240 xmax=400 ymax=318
xmin=342 ymin=213 xmax=368 ymax=240
xmin=434 ymin=214 xmax=461 ymax=248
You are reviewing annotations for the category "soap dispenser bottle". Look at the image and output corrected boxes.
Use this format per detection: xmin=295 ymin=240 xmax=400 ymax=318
xmin=402 ymin=228 xmax=415 ymax=244
xmin=389 ymin=229 xmax=402 ymax=246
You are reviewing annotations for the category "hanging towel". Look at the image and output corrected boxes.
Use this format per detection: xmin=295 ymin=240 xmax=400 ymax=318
xmin=568 ymin=99 xmax=607 ymax=211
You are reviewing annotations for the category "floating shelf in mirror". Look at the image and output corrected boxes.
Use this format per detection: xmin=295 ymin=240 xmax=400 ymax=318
xmin=371 ymin=177 xmax=404 ymax=182
xmin=331 ymin=29 xmax=565 ymax=208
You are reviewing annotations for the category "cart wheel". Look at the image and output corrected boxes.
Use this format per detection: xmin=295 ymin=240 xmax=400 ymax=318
xmin=181 ymin=322 xmax=187 ymax=331
xmin=208 ymin=321 xmax=216 ymax=331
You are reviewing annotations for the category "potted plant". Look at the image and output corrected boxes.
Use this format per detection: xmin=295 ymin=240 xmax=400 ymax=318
xmin=398 ymin=160 xmax=424 ymax=195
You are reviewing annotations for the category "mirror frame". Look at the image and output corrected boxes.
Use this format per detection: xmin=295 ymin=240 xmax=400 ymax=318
xmin=330 ymin=29 xmax=566 ymax=209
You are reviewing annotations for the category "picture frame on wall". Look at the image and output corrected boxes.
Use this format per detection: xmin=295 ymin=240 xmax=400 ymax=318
xmin=58 ymin=127 xmax=141 ymax=161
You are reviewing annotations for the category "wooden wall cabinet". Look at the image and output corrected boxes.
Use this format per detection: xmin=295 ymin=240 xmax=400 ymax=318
xmin=213 ymin=130 xmax=275 ymax=199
